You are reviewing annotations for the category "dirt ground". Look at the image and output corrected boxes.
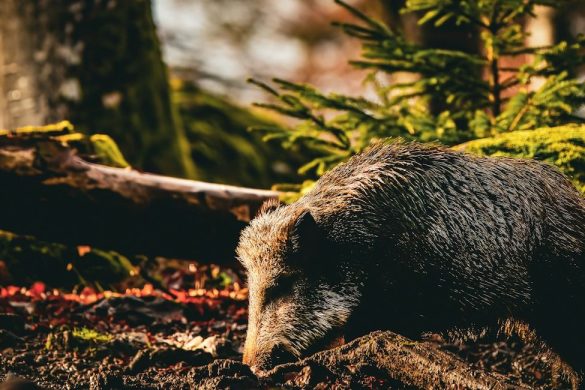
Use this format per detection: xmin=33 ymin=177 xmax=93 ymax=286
xmin=0 ymin=271 xmax=580 ymax=389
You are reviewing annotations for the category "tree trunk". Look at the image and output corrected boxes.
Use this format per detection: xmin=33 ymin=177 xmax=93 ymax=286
xmin=0 ymin=0 xmax=197 ymax=179
xmin=0 ymin=0 xmax=49 ymax=129
xmin=0 ymin=131 xmax=277 ymax=264
xmin=555 ymin=1 xmax=585 ymax=81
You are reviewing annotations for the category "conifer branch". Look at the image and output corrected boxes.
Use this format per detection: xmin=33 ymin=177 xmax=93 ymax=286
xmin=248 ymin=0 xmax=584 ymax=182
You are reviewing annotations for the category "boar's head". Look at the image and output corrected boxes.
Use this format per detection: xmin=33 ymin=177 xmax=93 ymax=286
xmin=237 ymin=202 xmax=362 ymax=370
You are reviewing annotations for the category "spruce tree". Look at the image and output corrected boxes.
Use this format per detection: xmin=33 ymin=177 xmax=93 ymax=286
xmin=250 ymin=0 xmax=585 ymax=194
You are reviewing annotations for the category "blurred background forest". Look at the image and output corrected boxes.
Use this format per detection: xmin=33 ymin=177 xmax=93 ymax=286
xmin=1 ymin=0 xmax=581 ymax=189
xmin=2 ymin=0 xmax=378 ymax=188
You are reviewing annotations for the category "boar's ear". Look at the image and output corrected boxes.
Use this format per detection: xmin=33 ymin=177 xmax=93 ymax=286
xmin=289 ymin=210 xmax=322 ymax=254
xmin=259 ymin=199 xmax=281 ymax=215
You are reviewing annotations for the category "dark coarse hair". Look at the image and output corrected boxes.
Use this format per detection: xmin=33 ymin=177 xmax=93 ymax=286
xmin=298 ymin=141 xmax=585 ymax=370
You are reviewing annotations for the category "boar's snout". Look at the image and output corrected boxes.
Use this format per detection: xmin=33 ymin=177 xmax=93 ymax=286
xmin=243 ymin=344 xmax=296 ymax=370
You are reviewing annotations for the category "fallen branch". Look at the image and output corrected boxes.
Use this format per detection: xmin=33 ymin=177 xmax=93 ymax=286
xmin=0 ymin=134 xmax=278 ymax=263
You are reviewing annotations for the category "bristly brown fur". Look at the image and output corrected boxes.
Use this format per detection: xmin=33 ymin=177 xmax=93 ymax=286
xmin=237 ymin=141 xmax=585 ymax=376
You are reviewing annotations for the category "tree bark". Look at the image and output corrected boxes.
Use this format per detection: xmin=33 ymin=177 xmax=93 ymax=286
xmin=0 ymin=132 xmax=278 ymax=264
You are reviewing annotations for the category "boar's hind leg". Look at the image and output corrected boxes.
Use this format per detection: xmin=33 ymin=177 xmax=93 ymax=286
xmin=530 ymin=253 xmax=585 ymax=375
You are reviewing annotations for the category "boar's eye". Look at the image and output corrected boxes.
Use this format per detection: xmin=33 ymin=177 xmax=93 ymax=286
xmin=264 ymin=275 xmax=295 ymax=304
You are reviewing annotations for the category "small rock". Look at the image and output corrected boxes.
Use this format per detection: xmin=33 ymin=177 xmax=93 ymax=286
xmin=127 ymin=347 xmax=214 ymax=374
xmin=0 ymin=330 xmax=23 ymax=349
xmin=188 ymin=359 xmax=259 ymax=390
xmin=34 ymin=355 xmax=47 ymax=365
xmin=10 ymin=352 xmax=34 ymax=366
xmin=0 ymin=314 xmax=25 ymax=335
xmin=0 ymin=376 xmax=42 ymax=390
xmin=198 ymin=335 xmax=220 ymax=356
xmin=89 ymin=372 xmax=123 ymax=390
xmin=151 ymin=347 xmax=213 ymax=367
xmin=211 ymin=321 xmax=226 ymax=332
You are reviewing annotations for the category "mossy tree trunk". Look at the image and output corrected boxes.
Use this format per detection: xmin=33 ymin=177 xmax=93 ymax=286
xmin=0 ymin=0 xmax=196 ymax=178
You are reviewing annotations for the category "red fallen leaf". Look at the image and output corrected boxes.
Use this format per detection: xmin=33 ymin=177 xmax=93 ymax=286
xmin=2 ymin=286 xmax=21 ymax=297
xmin=231 ymin=307 xmax=248 ymax=321
xmin=77 ymin=245 xmax=92 ymax=256
xmin=29 ymin=282 xmax=46 ymax=298
xmin=1 ymin=280 xmax=247 ymax=327
xmin=0 ymin=260 xmax=10 ymax=281
xmin=534 ymin=370 xmax=542 ymax=380
xmin=81 ymin=286 xmax=96 ymax=296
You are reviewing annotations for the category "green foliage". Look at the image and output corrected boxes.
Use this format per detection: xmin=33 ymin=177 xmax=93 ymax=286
xmin=0 ymin=121 xmax=130 ymax=168
xmin=456 ymin=125 xmax=585 ymax=193
xmin=172 ymin=80 xmax=313 ymax=188
xmin=251 ymin=0 xmax=585 ymax=185
xmin=0 ymin=230 xmax=139 ymax=289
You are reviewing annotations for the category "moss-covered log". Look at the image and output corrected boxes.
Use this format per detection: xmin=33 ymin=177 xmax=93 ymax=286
xmin=0 ymin=127 xmax=277 ymax=264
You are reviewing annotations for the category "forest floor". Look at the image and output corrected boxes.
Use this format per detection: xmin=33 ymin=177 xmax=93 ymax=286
xmin=0 ymin=263 xmax=579 ymax=389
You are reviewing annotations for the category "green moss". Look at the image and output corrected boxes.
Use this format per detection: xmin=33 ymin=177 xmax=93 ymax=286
xmin=0 ymin=230 xmax=139 ymax=289
xmin=13 ymin=121 xmax=75 ymax=135
xmin=72 ymin=328 xmax=113 ymax=344
xmin=2 ymin=121 xmax=131 ymax=169
xmin=455 ymin=125 xmax=585 ymax=194
xmin=0 ymin=121 xmax=74 ymax=137
xmin=173 ymin=80 xmax=311 ymax=188
xmin=46 ymin=328 xmax=113 ymax=351
xmin=88 ymin=134 xmax=130 ymax=168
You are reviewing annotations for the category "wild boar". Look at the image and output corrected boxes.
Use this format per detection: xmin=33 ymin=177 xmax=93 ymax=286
xmin=236 ymin=141 xmax=585 ymax=372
